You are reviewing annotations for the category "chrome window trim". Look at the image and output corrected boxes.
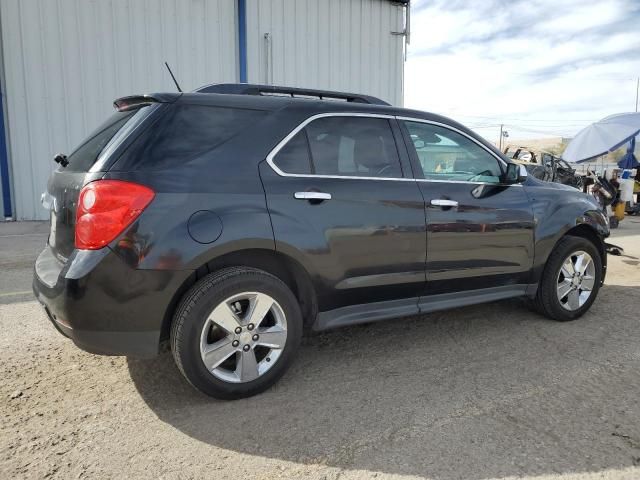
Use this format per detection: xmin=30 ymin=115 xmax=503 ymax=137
xmin=265 ymin=112 xmax=518 ymax=186
xmin=417 ymin=178 xmax=521 ymax=186
xmin=265 ymin=112 xmax=414 ymax=182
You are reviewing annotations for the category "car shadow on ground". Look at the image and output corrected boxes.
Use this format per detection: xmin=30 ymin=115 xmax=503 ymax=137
xmin=128 ymin=285 xmax=640 ymax=480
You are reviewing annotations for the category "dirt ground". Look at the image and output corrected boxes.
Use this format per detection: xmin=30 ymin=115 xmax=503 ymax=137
xmin=1 ymin=219 xmax=640 ymax=480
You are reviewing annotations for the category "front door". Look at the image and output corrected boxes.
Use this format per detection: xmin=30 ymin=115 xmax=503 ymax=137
xmin=260 ymin=114 xmax=427 ymax=313
xmin=400 ymin=119 xmax=534 ymax=296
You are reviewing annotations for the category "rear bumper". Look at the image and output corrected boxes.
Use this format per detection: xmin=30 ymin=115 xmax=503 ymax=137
xmin=33 ymin=245 xmax=192 ymax=357
xmin=33 ymin=296 xmax=161 ymax=356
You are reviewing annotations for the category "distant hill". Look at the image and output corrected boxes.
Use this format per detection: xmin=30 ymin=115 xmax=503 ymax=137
xmin=496 ymin=137 xmax=570 ymax=156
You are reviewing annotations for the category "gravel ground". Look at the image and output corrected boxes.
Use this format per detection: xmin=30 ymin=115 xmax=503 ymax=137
xmin=1 ymin=219 xmax=640 ymax=480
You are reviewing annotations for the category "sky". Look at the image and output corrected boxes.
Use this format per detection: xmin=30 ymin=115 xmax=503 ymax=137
xmin=404 ymin=0 xmax=640 ymax=143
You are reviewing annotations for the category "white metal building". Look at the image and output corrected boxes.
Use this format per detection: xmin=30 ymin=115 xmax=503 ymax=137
xmin=0 ymin=0 xmax=408 ymax=220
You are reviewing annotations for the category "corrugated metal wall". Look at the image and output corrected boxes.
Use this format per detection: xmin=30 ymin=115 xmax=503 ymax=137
xmin=0 ymin=0 xmax=238 ymax=220
xmin=245 ymin=0 xmax=404 ymax=107
xmin=0 ymin=0 xmax=405 ymax=220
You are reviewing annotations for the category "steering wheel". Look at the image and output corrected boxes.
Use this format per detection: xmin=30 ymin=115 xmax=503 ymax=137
xmin=467 ymin=170 xmax=494 ymax=182
xmin=375 ymin=164 xmax=395 ymax=177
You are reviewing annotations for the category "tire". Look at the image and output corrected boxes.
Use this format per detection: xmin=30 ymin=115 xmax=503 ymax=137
xmin=170 ymin=267 xmax=303 ymax=399
xmin=532 ymin=235 xmax=602 ymax=321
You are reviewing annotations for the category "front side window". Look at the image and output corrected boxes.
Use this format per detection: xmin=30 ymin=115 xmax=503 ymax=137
xmin=404 ymin=121 xmax=503 ymax=183
xmin=272 ymin=116 xmax=403 ymax=178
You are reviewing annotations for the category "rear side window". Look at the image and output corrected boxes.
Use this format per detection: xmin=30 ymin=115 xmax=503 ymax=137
xmin=307 ymin=117 xmax=401 ymax=178
xmin=116 ymin=105 xmax=267 ymax=170
xmin=64 ymin=111 xmax=136 ymax=171
xmin=273 ymin=131 xmax=312 ymax=174
xmin=272 ymin=116 xmax=402 ymax=178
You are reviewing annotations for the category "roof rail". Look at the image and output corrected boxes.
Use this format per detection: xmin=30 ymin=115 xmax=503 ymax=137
xmin=194 ymin=83 xmax=391 ymax=106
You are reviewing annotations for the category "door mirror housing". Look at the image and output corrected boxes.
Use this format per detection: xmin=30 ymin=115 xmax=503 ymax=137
xmin=504 ymin=163 xmax=528 ymax=184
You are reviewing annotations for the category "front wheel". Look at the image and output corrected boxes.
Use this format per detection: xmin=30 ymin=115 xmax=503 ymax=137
xmin=532 ymin=236 xmax=602 ymax=321
xmin=170 ymin=267 xmax=303 ymax=399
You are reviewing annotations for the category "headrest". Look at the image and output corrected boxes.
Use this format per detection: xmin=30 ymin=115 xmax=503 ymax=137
xmin=353 ymin=133 xmax=388 ymax=171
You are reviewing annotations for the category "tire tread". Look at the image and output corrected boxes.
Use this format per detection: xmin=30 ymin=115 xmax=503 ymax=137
xmin=170 ymin=266 xmax=301 ymax=398
xmin=531 ymin=235 xmax=602 ymax=321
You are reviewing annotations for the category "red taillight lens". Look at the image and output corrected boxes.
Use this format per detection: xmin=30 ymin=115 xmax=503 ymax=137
xmin=75 ymin=180 xmax=155 ymax=250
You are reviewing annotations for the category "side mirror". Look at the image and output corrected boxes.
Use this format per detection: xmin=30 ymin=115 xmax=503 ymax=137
xmin=504 ymin=163 xmax=528 ymax=184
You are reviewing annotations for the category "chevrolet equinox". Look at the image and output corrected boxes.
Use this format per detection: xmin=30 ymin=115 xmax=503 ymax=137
xmin=34 ymin=84 xmax=609 ymax=399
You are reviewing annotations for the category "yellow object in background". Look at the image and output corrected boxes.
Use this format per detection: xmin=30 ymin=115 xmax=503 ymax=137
xmin=614 ymin=202 xmax=626 ymax=221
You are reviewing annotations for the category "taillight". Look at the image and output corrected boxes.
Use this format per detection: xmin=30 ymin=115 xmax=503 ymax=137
xmin=75 ymin=180 xmax=155 ymax=250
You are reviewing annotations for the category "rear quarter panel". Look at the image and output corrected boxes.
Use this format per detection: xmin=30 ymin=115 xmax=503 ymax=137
xmin=101 ymin=119 xmax=284 ymax=271
xmin=103 ymin=170 xmax=274 ymax=273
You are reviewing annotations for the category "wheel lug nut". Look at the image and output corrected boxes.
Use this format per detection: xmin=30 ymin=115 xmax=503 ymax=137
xmin=243 ymin=344 xmax=250 ymax=352
xmin=247 ymin=323 xmax=254 ymax=331
xmin=234 ymin=327 xmax=242 ymax=334
xmin=232 ymin=340 xmax=239 ymax=347
xmin=252 ymin=334 xmax=259 ymax=341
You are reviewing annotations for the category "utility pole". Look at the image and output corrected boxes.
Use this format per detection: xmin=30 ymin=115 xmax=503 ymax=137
xmin=636 ymin=77 xmax=639 ymax=113
xmin=499 ymin=124 xmax=504 ymax=150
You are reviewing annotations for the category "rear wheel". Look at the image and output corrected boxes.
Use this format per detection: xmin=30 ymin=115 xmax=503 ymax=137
xmin=170 ymin=267 xmax=302 ymax=399
xmin=532 ymin=236 xmax=602 ymax=321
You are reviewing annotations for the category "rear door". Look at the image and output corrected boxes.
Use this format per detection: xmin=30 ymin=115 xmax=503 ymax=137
xmin=260 ymin=114 xmax=427 ymax=313
xmin=400 ymin=119 xmax=534 ymax=296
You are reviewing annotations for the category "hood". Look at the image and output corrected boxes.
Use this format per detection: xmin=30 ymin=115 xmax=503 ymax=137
xmin=525 ymin=176 xmax=578 ymax=192
xmin=526 ymin=176 xmax=601 ymax=211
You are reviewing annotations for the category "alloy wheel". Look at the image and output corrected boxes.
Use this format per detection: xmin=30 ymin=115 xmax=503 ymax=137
xmin=199 ymin=292 xmax=288 ymax=383
xmin=556 ymin=250 xmax=596 ymax=311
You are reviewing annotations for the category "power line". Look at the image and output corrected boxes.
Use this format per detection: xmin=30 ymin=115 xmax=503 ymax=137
xmin=465 ymin=123 xmax=501 ymax=128
xmin=454 ymin=114 xmax=596 ymax=123
xmin=504 ymin=125 xmax=576 ymax=136
xmin=467 ymin=121 xmax=580 ymax=128
xmin=505 ymin=124 xmax=580 ymax=131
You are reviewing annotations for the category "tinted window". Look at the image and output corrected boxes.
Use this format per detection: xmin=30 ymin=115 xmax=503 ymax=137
xmin=117 ymin=105 xmax=267 ymax=170
xmin=64 ymin=111 xmax=136 ymax=171
xmin=304 ymin=117 xmax=402 ymax=178
xmin=273 ymin=131 xmax=312 ymax=174
xmin=404 ymin=121 xmax=503 ymax=183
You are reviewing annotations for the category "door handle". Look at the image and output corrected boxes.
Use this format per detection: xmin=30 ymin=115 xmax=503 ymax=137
xmin=430 ymin=199 xmax=458 ymax=207
xmin=294 ymin=192 xmax=332 ymax=201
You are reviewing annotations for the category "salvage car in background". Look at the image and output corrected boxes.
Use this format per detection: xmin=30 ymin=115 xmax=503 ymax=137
xmin=504 ymin=146 xmax=584 ymax=190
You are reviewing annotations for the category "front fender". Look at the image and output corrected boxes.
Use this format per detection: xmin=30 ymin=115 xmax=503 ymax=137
xmin=525 ymin=184 xmax=609 ymax=285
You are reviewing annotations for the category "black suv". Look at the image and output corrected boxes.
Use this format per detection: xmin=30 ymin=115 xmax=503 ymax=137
xmin=34 ymin=84 xmax=609 ymax=399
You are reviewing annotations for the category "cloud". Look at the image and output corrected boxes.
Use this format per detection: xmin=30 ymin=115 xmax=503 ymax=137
xmin=405 ymin=0 xmax=640 ymax=141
